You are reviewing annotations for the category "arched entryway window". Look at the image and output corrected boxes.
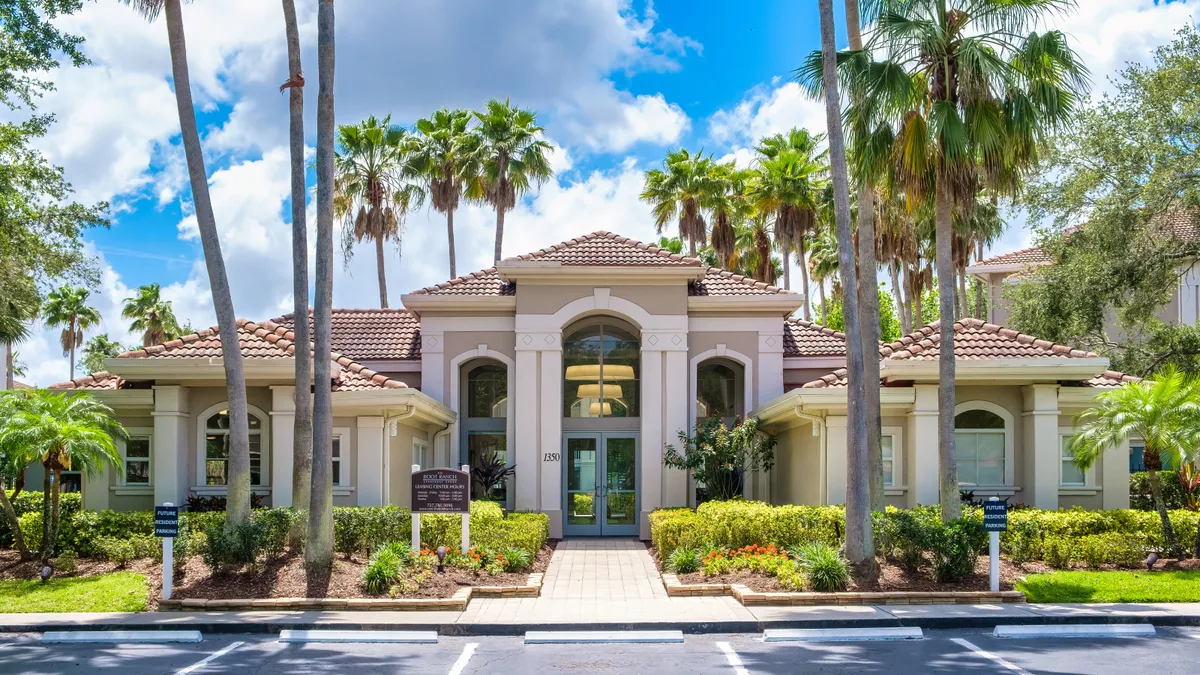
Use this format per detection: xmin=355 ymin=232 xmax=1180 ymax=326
xmin=204 ymin=408 xmax=264 ymax=486
xmin=696 ymin=358 xmax=744 ymax=424
xmin=954 ymin=408 xmax=1007 ymax=487
xmin=563 ymin=319 xmax=640 ymax=418
xmin=461 ymin=361 xmax=508 ymax=502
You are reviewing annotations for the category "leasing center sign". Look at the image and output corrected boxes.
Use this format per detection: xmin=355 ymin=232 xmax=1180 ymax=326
xmin=411 ymin=468 xmax=470 ymax=513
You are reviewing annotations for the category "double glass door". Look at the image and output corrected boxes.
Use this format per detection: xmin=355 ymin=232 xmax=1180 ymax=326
xmin=563 ymin=432 xmax=638 ymax=536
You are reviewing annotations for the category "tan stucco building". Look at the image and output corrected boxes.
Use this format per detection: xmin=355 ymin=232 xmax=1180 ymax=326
xmin=49 ymin=231 xmax=1134 ymax=539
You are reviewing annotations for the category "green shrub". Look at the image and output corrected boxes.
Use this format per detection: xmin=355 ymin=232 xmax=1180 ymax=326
xmin=878 ymin=507 xmax=938 ymax=572
xmin=251 ymin=508 xmax=295 ymax=558
xmin=472 ymin=512 xmax=549 ymax=555
xmin=775 ymin=559 xmax=806 ymax=590
xmin=1130 ymin=472 xmax=1188 ymax=511
xmin=65 ymin=510 xmax=154 ymax=557
xmin=1044 ymin=536 xmax=1075 ymax=569
xmin=16 ymin=512 xmax=42 ymax=552
xmin=795 ymin=542 xmax=851 ymax=592
xmin=1077 ymin=533 xmax=1144 ymax=568
xmin=502 ymin=546 xmax=533 ymax=572
xmin=1005 ymin=519 xmax=1043 ymax=565
xmin=202 ymin=521 xmax=266 ymax=574
xmin=54 ymin=550 xmax=77 ymax=573
xmin=363 ymin=545 xmax=405 ymax=594
xmin=95 ymin=536 xmax=137 ymax=566
xmin=649 ymin=502 xmax=844 ymax=559
xmin=0 ymin=491 xmax=81 ymax=547
xmin=929 ymin=519 xmax=983 ymax=582
xmin=666 ymin=547 xmax=701 ymax=574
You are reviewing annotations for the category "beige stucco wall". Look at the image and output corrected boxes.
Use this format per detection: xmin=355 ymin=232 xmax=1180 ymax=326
xmin=387 ymin=424 xmax=430 ymax=509
xmin=771 ymin=422 xmax=822 ymax=506
xmin=516 ymin=284 xmax=688 ymax=318
xmin=441 ymin=330 xmax=516 ymax=402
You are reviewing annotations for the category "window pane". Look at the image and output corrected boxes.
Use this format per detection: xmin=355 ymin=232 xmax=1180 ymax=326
xmin=1062 ymin=461 xmax=1085 ymax=485
xmin=249 ymin=436 xmax=261 ymax=486
xmin=955 ymin=432 xmax=977 ymax=484
xmin=977 ymin=433 xmax=1005 ymax=485
xmin=469 ymin=432 xmax=508 ymax=502
xmin=468 ymin=364 xmax=508 ymax=418
xmin=697 ymin=362 xmax=739 ymax=420
xmin=955 ymin=409 xmax=1005 ymax=429
xmin=881 ymin=436 xmax=894 ymax=487
xmin=563 ymin=322 xmax=639 ymax=418
xmin=332 ymin=438 xmax=341 ymax=458
xmin=126 ymin=438 xmax=150 ymax=458
xmin=564 ymin=324 xmax=604 ymax=418
xmin=602 ymin=325 xmax=639 ymax=417
xmin=206 ymin=459 xmax=227 ymax=485
xmin=126 ymin=459 xmax=150 ymax=484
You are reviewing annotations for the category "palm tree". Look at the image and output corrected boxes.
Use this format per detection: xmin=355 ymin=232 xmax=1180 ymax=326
xmin=412 ymin=108 xmax=482 ymax=280
xmin=749 ymin=129 xmax=827 ymax=316
xmin=807 ymin=228 xmax=839 ymax=324
xmin=876 ymin=190 xmax=917 ymax=333
xmin=119 ymin=0 xmax=253 ymax=529
xmin=1071 ymin=369 xmax=1200 ymax=558
xmin=0 ymin=390 xmax=125 ymax=562
xmin=334 ymin=115 xmax=424 ymax=308
xmin=474 ymin=99 xmax=554 ymax=262
xmin=953 ymin=196 xmax=1005 ymax=319
xmin=0 ymin=266 xmax=38 ymax=389
xmin=863 ymin=0 xmax=1087 ymax=521
xmin=280 ymin=0 xmax=312 ymax=550
xmin=307 ymin=0 xmax=337 ymax=590
xmin=80 ymin=334 xmax=125 ymax=375
xmin=702 ymin=161 xmax=751 ymax=269
xmin=654 ymin=236 xmax=684 ymax=255
xmin=817 ymin=0 xmax=875 ymax=578
xmin=641 ymin=148 xmax=713 ymax=257
xmin=42 ymin=285 xmax=100 ymax=380
xmin=121 ymin=283 xmax=181 ymax=347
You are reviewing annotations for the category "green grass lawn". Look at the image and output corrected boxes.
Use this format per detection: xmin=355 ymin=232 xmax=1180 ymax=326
xmin=0 ymin=572 xmax=148 ymax=613
xmin=1017 ymin=570 xmax=1200 ymax=603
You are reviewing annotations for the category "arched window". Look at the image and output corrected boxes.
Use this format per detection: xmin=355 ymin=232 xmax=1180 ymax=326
xmin=204 ymin=409 xmax=263 ymax=486
xmin=563 ymin=319 xmax=640 ymax=418
xmin=955 ymin=408 xmax=1006 ymax=486
xmin=462 ymin=361 xmax=508 ymax=502
xmin=696 ymin=359 xmax=743 ymax=422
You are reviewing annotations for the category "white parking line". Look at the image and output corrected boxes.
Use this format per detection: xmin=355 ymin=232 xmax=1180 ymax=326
xmin=524 ymin=630 xmax=684 ymax=644
xmin=950 ymin=638 xmax=1034 ymax=675
xmin=715 ymin=641 xmax=750 ymax=675
xmin=175 ymin=641 xmax=244 ymax=675
xmin=994 ymin=624 xmax=1155 ymax=639
xmin=447 ymin=642 xmax=478 ymax=675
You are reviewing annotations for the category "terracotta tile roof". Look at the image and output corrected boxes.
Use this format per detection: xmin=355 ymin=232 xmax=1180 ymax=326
xmin=784 ymin=318 xmax=847 ymax=357
xmin=275 ymin=309 xmax=421 ymax=361
xmin=408 ymin=231 xmax=789 ymax=297
xmin=49 ymin=318 xmax=407 ymax=391
xmin=974 ymin=245 xmax=1053 ymax=268
xmin=801 ymin=318 xmax=1122 ymax=389
xmin=1084 ymin=370 xmax=1142 ymax=388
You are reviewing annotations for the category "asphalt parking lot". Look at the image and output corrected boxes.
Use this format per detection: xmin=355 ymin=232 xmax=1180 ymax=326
xmin=1 ymin=627 xmax=1198 ymax=674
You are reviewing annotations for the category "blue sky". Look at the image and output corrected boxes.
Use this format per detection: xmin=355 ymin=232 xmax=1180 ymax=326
xmin=17 ymin=0 xmax=1200 ymax=385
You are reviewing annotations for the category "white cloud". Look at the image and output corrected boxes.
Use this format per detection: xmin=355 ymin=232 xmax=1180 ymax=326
xmin=708 ymin=79 xmax=827 ymax=146
xmin=563 ymin=87 xmax=690 ymax=152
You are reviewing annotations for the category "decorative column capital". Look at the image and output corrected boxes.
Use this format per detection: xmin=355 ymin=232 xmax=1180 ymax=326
xmin=641 ymin=330 xmax=688 ymax=352
xmin=515 ymin=331 xmax=562 ymax=351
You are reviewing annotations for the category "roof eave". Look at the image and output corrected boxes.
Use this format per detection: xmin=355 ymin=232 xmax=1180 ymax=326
xmin=966 ymin=261 xmax=1050 ymax=277
xmin=104 ymin=357 xmax=300 ymax=381
xmin=688 ymin=296 xmax=803 ymax=313
xmin=400 ymin=294 xmax=517 ymax=313
xmin=882 ymin=357 xmax=1110 ymax=383
xmin=332 ymin=388 xmax=456 ymax=426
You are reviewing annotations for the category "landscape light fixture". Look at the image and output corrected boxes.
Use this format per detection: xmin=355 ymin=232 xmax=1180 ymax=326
xmin=1145 ymin=552 xmax=1159 ymax=570
xmin=436 ymin=545 xmax=447 ymax=573
xmin=40 ymin=566 xmax=53 ymax=583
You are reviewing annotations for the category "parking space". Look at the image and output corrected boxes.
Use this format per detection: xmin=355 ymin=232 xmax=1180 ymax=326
xmin=0 ymin=627 xmax=1197 ymax=674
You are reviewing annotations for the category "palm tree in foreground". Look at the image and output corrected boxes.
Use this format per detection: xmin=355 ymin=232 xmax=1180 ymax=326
xmin=0 ymin=390 xmax=125 ymax=562
xmin=864 ymin=0 xmax=1087 ymax=521
xmin=412 ymin=108 xmax=481 ymax=280
xmin=641 ymin=148 xmax=713 ymax=257
xmin=122 ymin=283 xmax=181 ymax=347
xmin=42 ymin=285 xmax=100 ymax=380
xmin=1070 ymin=369 xmax=1200 ymax=559
xmin=334 ymin=115 xmax=424 ymax=308
xmin=119 ymin=0 xmax=253 ymax=529
xmin=475 ymin=99 xmax=554 ymax=262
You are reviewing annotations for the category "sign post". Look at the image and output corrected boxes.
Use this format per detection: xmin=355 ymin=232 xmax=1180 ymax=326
xmin=983 ymin=497 xmax=1008 ymax=592
xmin=411 ymin=465 xmax=471 ymax=555
xmin=154 ymin=503 xmax=179 ymax=600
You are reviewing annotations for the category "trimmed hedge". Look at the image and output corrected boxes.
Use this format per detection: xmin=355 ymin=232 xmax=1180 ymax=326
xmin=0 ymin=491 xmax=82 ymax=547
xmin=1129 ymin=471 xmax=1191 ymax=511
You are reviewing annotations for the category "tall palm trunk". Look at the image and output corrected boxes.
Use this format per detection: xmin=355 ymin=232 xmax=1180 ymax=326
xmin=857 ymin=183 xmax=883 ymax=512
xmin=797 ymin=237 xmax=812 ymax=321
xmin=890 ymin=263 xmax=909 ymax=334
xmin=934 ymin=177 xmax=960 ymax=522
xmin=494 ymin=206 xmax=506 ymax=263
xmin=1145 ymin=448 xmax=1182 ymax=557
xmin=306 ymin=0 xmax=336 ymax=590
xmin=39 ymin=464 xmax=52 ymax=562
xmin=68 ymin=318 xmax=76 ymax=379
xmin=781 ymin=237 xmax=792 ymax=291
xmin=5 ymin=342 xmax=14 ymax=389
xmin=817 ymin=281 xmax=828 ymax=325
xmin=164 ymin=0 xmax=251 ymax=528
xmin=0 ymin=485 xmax=29 ymax=559
xmin=974 ymin=241 xmax=985 ymax=320
xmin=844 ymin=0 xmax=862 ymax=50
xmin=446 ymin=208 xmax=457 ymax=279
xmin=374 ymin=236 xmax=389 ymax=308
xmin=282 ymin=0 xmax=312 ymax=550
xmin=819 ymin=0 xmax=874 ymax=578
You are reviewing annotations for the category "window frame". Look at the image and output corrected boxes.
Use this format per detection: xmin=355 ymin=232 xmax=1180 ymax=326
xmin=881 ymin=426 xmax=904 ymax=491
xmin=413 ymin=438 xmax=431 ymax=471
xmin=193 ymin=402 xmax=270 ymax=493
xmin=952 ymin=402 xmax=1015 ymax=488
xmin=562 ymin=318 xmax=640 ymax=419
xmin=117 ymin=427 xmax=154 ymax=489
xmin=1058 ymin=427 xmax=1097 ymax=488
xmin=332 ymin=427 xmax=350 ymax=488
xmin=695 ymin=358 xmax=745 ymax=424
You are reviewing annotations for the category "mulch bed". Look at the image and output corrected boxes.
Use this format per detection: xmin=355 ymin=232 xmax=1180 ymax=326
xmin=0 ymin=544 xmax=553 ymax=612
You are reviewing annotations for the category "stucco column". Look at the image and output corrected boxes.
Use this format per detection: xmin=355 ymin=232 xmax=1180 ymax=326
xmin=82 ymin=468 xmax=109 ymax=511
xmin=514 ymin=341 xmax=541 ymax=513
xmin=421 ymin=332 xmax=445 ymax=404
xmin=639 ymin=348 xmax=663 ymax=539
xmin=1022 ymin=384 xmax=1061 ymax=510
xmin=908 ymin=384 xmax=939 ymax=507
xmin=754 ymin=330 xmax=785 ymax=502
xmin=662 ymin=343 xmax=689 ymax=509
xmin=824 ymin=415 xmax=848 ymax=504
xmin=356 ymin=416 xmax=385 ymax=506
xmin=538 ymin=348 xmax=563 ymax=537
xmin=151 ymin=385 xmax=189 ymax=506
xmin=1103 ymin=438 xmax=1131 ymax=509
xmin=269 ymin=386 xmax=296 ymax=508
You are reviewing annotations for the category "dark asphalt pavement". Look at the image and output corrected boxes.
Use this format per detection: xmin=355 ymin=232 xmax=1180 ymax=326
xmin=1 ymin=627 xmax=1197 ymax=674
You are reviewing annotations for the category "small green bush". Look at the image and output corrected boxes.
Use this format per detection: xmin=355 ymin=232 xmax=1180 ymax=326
xmin=53 ymin=550 xmax=77 ymax=573
xmin=0 ymin=491 xmax=81 ymax=547
xmin=202 ymin=521 xmax=266 ymax=574
xmin=95 ymin=536 xmax=136 ymax=566
xmin=929 ymin=519 xmax=983 ymax=582
xmin=16 ymin=512 xmax=42 ymax=552
xmin=502 ymin=546 xmax=533 ymax=572
xmin=1044 ymin=536 xmax=1075 ymax=569
xmin=1077 ymin=533 xmax=1144 ymax=569
xmin=795 ymin=542 xmax=850 ymax=592
xmin=666 ymin=547 xmax=701 ymax=574
xmin=1129 ymin=471 xmax=1188 ymax=511
xmin=363 ymin=545 xmax=405 ymax=594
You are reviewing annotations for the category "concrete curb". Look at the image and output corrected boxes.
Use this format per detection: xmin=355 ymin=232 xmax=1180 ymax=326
xmin=3 ymin=612 xmax=1199 ymax=636
xmin=660 ymin=574 xmax=1026 ymax=606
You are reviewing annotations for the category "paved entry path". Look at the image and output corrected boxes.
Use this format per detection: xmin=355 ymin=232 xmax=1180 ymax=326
xmin=458 ymin=538 xmax=753 ymax=624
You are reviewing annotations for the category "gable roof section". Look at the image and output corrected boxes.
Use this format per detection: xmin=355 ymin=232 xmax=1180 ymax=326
xmin=407 ymin=231 xmax=788 ymax=297
xmin=802 ymin=318 xmax=1124 ymax=388
xmin=275 ymin=309 xmax=421 ymax=360
xmin=50 ymin=318 xmax=407 ymax=391
xmin=784 ymin=317 xmax=847 ymax=357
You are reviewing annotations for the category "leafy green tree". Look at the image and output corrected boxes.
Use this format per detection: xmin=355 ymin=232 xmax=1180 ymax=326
xmin=333 ymin=114 xmax=424 ymax=308
xmin=42 ymin=284 xmax=100 ymax=380
xmin=1010 ymin=27 xmax=1200 ymax=376
xmin=411 ymin=108 xmax=482 ymax=280
xmin=122 ymin=282 xmax=181 ymax=347
xmin=0 ymin=390 xmax=125 ymax=562
xmin=822 ymin=285 xmax=901 ymax=343
xmin=663 ymin=416 xmax=776 ymax=502
xmin=0 ymin=0 xmax=89 ymax=109
xmin=79 ymin=334 xmax=124 ymax=375
xmin=474 ymin=99 xmax=554 ymax=262
xmin=857 ymin=0 xmax=1087 ymax=521
xmin=641 ymin=148 xmax=714 ymax=257
xmin=1070 ymin=368 xmax=1200 ymax=558
xmin=0 ymin=262 xmax=39 ymax=388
